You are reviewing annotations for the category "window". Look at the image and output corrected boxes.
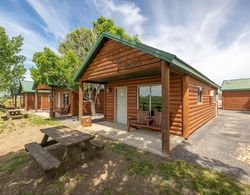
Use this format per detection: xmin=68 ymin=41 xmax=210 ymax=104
xmin=197 ymin=86 xmax=203 ymax=103
xmin=63 ymin=93 xmax=69 ymax=106
xmin=138 ymin=85 xmax=162 ymax=116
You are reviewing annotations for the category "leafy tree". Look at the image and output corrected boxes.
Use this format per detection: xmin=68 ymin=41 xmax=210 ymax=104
xmin=30 ymin=48 xmax=60 ymax=86
xmin=93 ymin=16 xmax=140 ymax=42
xmin=58 ymin=27 xmax=94 ymax=64
xmin=30 ymin=48 xmax=80 ymax=89
xmin=0 ymin=27 xmax=26 ymax=104
xmin=83 ymin=83 xmax=101 ymax=115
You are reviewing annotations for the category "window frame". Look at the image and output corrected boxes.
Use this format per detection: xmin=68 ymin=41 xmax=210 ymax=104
xmin=137 ymin=84 xmax=162 ymax=115
xmin=197 ymin=86 xmax=203 ymax=104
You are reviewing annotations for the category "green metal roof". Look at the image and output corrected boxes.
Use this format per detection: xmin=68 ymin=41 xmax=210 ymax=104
xmin=19 ymin=80 xmax=50 ymax=94
xmin=73 ymin=32 xmax=219 ymax=88
xmin=221 ymin=78 xmax=250 ymax=91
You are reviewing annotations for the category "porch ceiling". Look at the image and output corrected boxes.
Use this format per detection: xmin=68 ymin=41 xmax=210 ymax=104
xmin=85 ymin=67 xmax=161 ymax=83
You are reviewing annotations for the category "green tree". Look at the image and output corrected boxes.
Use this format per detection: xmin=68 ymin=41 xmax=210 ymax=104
xmin=30 ymin=48 xmax=80 ymax=89
xmin=58 ymin=27 xmax=94 ymax=64
xmin=0 ymin=27 xmax=26 ymax=103
xmin=93 ymin=16 xmax=140 ymax=42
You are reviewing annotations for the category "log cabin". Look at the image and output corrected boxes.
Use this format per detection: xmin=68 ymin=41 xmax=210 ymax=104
xmin=19 ymin=81 xmax=50 ymax=111
xmin=74 ymin=33 xmax=219 ymax=155
xmin=221 ymin=78 xmax=250 ymax=110
xmin=33 ymin=83 xmax=104 ymax=117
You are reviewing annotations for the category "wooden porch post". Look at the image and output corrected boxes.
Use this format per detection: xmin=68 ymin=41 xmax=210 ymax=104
xmin=103 ymin=84 xmax=106 ymax=120
xmin=35 ymin=90 xmax=38 ymax=112
xmin=49 ymin=87 xmax=55 ymax=118
xmin=14 ymin=95 xmax=17 ymax=108
xmin=79 ymin=81 xmax=83 ymax=123
xmin=41 ymin=95 xmax=43 ymax=111
xmin=20 ymin=95 xmax=22 ymax=109
xmin=70 ymin=91 xmax=75 ymax=115
xmin=182 ymin=75 xmax=190 ymax=139
xmin=25 ymin=93 xmax=28 ymax=111
xmin=161 ymin=60 xmax=170 ymax=156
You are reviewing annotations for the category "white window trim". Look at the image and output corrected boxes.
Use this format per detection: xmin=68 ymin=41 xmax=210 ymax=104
xmin=197 ymin=86 xmax=203 ymax=104
xmin=137 ymin=84 xmax=162 ymax=114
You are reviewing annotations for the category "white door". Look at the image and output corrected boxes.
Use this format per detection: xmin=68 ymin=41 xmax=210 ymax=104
xmin=116 ymin=87 xmax=127 ymax=124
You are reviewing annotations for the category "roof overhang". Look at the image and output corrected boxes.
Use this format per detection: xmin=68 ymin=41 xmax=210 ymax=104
xmin=74 ymin=32 xmax=219 ymax=89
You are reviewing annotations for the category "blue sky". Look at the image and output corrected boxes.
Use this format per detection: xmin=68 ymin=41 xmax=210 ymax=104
xmin=1 ymin=0 xmax=250 ymax=85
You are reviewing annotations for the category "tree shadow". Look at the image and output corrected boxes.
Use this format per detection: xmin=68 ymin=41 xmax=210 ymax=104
xmin=171 ymin=140 xmax=249 ymax=182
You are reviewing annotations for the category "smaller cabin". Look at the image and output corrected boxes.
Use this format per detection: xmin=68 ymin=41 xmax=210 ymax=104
xmin=221 ymin=78 xmax=250 ymax=111
xmin=19 ymin=81 xmax=50 ymax=111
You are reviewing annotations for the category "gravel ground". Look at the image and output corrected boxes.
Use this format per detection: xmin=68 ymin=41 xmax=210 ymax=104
xmin=171 ymin=109 xmax=250 ymax=183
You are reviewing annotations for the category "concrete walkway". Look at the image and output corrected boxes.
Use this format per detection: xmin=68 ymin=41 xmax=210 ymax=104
xmin=82 ymin=121 xmax=183 ymax=156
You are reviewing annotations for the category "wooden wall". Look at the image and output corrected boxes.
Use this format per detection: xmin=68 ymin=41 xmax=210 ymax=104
xmin=188 ymin=77 xmax=217 ymax=135
xmin=40 ymin=94 xmax=50 ymax=110
xmin=81 ymin=39 xmax=161 ymax=81
xmin=104 ymin=73 xmax=183 ymax=135
xmin=27 ymin=94 xmax=35 ymax=110
xmin=222 ymin=90 xmax=250 ymax=110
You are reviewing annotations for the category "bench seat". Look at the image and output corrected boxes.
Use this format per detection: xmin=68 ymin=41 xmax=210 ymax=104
xmin=9 ymin=115 xmax=24 ymax=119
xmin=25 ymin=142 xmax=61 ymax=171
xmin=1 ymin=115 xmax=8 ymax=121
xmin=90 ymin=139 xmax=105 ymax=151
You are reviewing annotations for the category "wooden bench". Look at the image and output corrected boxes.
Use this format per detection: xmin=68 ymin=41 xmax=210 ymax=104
xmin=1 ymin=115 xmax=8 ymax=121
xmin=90 ymin=139 xmax=105 ymax=151
xmin=25 ymin=142 xmax=61 ymax=171
xmin=128 ymin=111 xmax=162 ymax=132
xmin=9 ymin=115 xmax=24 ymax=119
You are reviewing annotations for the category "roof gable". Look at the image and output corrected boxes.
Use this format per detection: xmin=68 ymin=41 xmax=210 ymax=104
xmin=74 ymin=32 xmax=219 ymax=88
xmin=20 ymin=80 xmax=35 ymax=93
xmin=19 ymin=81 xmax=50 ymax=94
xmin=221 ymin=78 xmax=250 ymax=91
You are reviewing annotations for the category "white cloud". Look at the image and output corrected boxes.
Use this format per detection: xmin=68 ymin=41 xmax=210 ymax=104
xmin=142 ymin=0 xmax=250 ymax=85
xmin=26 ymin=0 xmax=70 ymax=40
xmin=0 ymin=12 xmax=57 ymax=79
xmin=92 ymin=0 xmax=146 ymax=35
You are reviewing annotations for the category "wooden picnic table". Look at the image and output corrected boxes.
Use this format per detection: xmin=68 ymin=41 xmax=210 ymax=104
xmin=25 ymin=126 xmax=105 ymax=173
xmin=40 ymin=126 xmax=95 ymax=162
xmin=7 ymin=109 xmax=22 ymax=115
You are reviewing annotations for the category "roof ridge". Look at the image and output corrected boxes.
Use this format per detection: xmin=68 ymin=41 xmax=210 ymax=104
xmin=222 ymin=78 xmax=250 ymax=82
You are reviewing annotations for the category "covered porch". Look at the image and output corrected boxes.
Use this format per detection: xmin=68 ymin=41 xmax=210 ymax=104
xmin=78 ymin=59 xmax=186 ymax=155
xmin=75 ymin=36 xmax=192 ymax=155
xmin=83 ymin=120 xmax=183 ymax=156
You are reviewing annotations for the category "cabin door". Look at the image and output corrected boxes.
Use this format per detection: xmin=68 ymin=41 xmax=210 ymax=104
xmin=116 ymin=87 xmax=127 ymax=124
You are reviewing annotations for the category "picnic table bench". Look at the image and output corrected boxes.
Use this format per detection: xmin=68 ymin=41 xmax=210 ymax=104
xmin=25 ymin=126 xmax=105 ymax=173
xmin=25 ymin=142 xmax=61 ymax=171
xmin=1 ymin=109 xmax=28 ymax=120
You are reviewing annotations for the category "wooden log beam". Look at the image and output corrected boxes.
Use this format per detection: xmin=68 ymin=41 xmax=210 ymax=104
xmin=103 ymin=84 xmax=106 ymax=120
xmin=35 ymin=90 xmax=38 ymax=112
xmin=182 ymin=75 xmax=190 ymax=139
xmin=161 ymin=60 xmax=170 ymax=156
xmin=79 ymin=81 xmax=83 ymax=123
xmin=25 ymin=93 xmax=28 ymax=111
xmin=14 ymin=95 xmax=17 ymax=108
xmin=49 ymin=87 xmax=55 ymax=118
xmin=20 ymin=95 xmax=22 ymax=109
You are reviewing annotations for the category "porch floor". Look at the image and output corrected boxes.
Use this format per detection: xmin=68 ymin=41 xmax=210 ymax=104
xmin=82 ymin=121 xmax=184 ymax=156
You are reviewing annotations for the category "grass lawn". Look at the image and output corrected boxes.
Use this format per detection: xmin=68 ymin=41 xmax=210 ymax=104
xmin=0 ymin=139 xmax=249 ymax=194
xmin=0 ymin=112 xmax=249 ymax=194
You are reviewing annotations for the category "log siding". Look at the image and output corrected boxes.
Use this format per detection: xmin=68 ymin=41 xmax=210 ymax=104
xmin=222 ymin=90 xmax=250 ymax=110
xmin=188 ymin=77 xmax=217 ymax=135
